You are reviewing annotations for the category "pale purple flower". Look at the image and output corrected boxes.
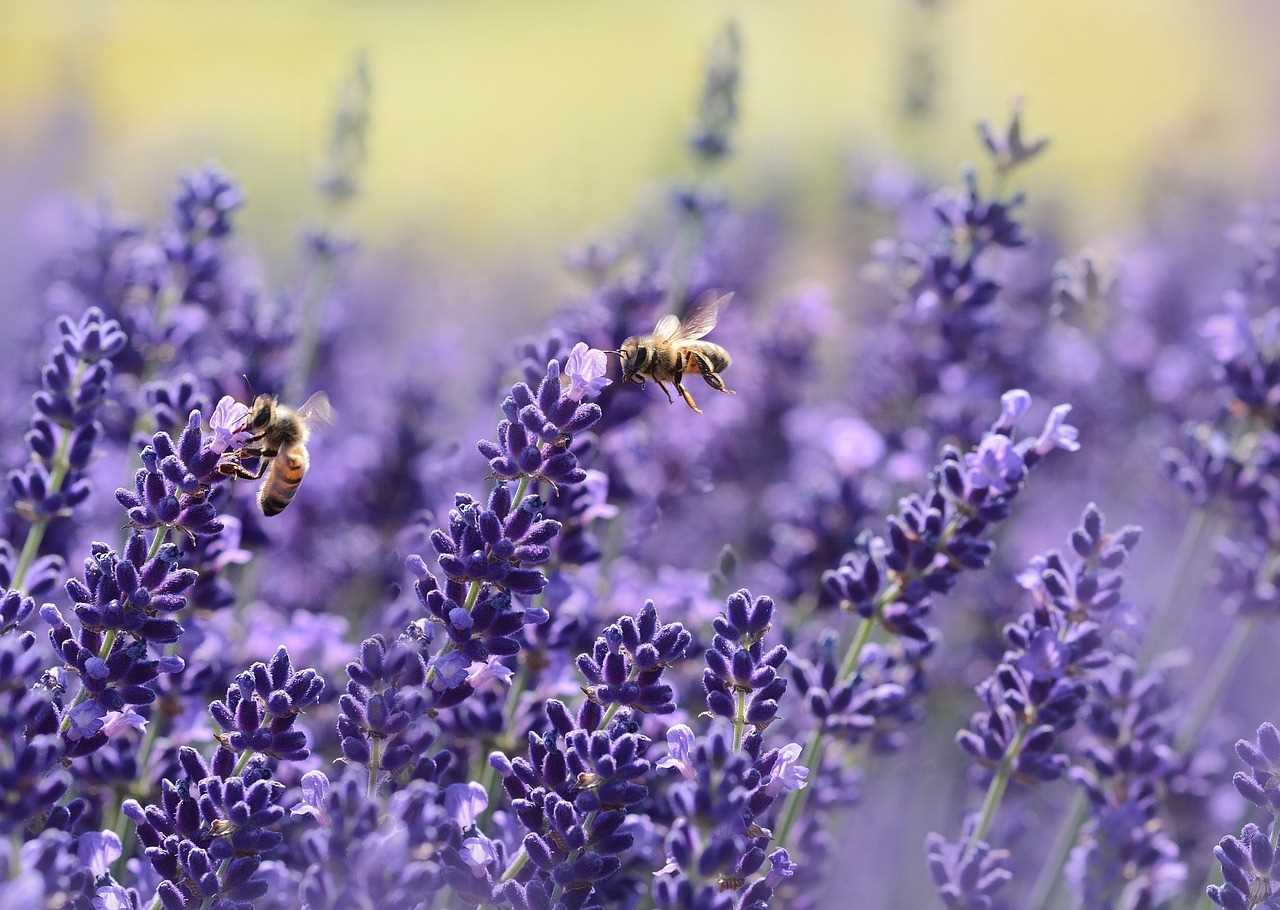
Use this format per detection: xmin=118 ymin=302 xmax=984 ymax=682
xmin=291 ymin=770 xmax=331 ymax=825
xmin=207 ymin=515 xmax=253 ymax=571
xmin=466 ymin=657 xmax=514 ymax=691
xmin=765 ymin=849 xmax=797 ymax=889
xmin=67 ymin=698 xmax=107 ymax=739
xmin=965 ymin=435 xmax=1026 ymax=494
xmin=101 ymin=706 xmax=148 ymax=739
xmin=460 ymin=835 xmax=498 ymax=878
xmin=1032 ymin=404 xmax=1081 ymax=456
xmin=764 ymin=742 xmax=809 ymax=796
xmin=429 ymin=651 xmax=469 ymax=691
xmin=77 ymin=830 xmax=122 ymax=877
xmin=578 ymin=470 xmax=620 ymax=523
xmin=562 ymin=342 xmax=612 ymax=401
xmin=656 ymin=723 xmax=697 ymax=780
xmin=94 ymin=885 xmax=133 ymax=910
xmin=995 ymin=388 xmax=1031 ymax=431
xmin=207 ymin=394 xmax=252 ymax=455
xmin=445 ymin=781 xmax=488 ymax=829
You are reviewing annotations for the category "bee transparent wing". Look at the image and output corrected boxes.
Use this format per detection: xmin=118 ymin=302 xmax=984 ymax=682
xmin=673 ymin=291 xmax=733 ymax=340
xmin=652 ymin=314 xmax=682 ymax=341
xmin=296 ymin=391 xmax=336 ymax=428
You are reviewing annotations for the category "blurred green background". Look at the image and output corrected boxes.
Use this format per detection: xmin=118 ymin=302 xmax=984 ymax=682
xmin=2 ymin=1 xmax=1277 ymax=269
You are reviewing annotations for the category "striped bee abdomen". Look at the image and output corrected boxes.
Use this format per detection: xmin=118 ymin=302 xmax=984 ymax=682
xmin=258 ymin=446 xmax=309 ymax=516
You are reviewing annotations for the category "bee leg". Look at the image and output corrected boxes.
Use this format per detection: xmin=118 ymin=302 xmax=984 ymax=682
xmin=693 ymin=352 xmax=735 ymax=395
xmin=672 ymin=375 xmax=702 ymax=414
xmin=654 ymin=380 xmax=675 ymax=404
xmin=219 ymin=460 xmax=269 ymax=481
xmin=218 ymin=448 xmax=276 ymax=480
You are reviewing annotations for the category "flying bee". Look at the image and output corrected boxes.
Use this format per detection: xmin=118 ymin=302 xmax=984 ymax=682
xmin=610 ymin=291 xmax=735 ymax=414
xmin=219 ymin=391 xmax=335 ymax=516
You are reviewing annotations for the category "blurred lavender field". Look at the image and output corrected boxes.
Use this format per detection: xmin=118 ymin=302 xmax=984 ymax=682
xmin=4 ymin=5 xmax=1280 ymax=910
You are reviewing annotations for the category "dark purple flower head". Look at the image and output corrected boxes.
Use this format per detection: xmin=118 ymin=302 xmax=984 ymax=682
xmin=479 ymin=358 xmax=602 ymax=488
xmin=1231 ymin=721 xmax=1280 ymax=815
xmin=42 ymin=558 xmax=190 ymax=756
xmin=116 ymin=409 xmax=230 ymax=541
xmin=62 ymin=531 xmax=197 ymax=644
xmin=821 ymin=391 xmax=1079 ymax=642
xmin=790 ymin=632 xmax=916 ymax=752
xmin=1206 ymin=823 xmax=1280 ymax=910
xmin=126 ymin=745 xmax=284 ymax=909
xmin=9 ymin=307 xmax=124 ymax=525
xmin=208 ymin=647 xmax=323 ymax=761
xmin=576 ymin=601 xmax=692 ymax=715
xmin=337 ymin=633 xmax=438 ymax=781
xmin=492 ymin=699 xmax=642 ymax=904
xmin=172 ymin=166 xmax=243 ymax=240
xmin=976 ymin=99 xmax=1050 ymax=176
xmin=703 ymin=589 xmax=789 ymax=732
xmin=426 ymin=485 xmax=561 ymax=597
xmin=655 ymin=725 xmax=797 ymax=906
xmin=145 ymin=373 xmax=210 ymax=437
xmin=0 ymin=630 xmax=66 ymax=834
xmin=925 ymin=830 xmax=1012 ymax=910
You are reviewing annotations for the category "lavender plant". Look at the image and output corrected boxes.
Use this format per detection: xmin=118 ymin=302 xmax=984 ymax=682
xmin=4 ymin=15 xmax=1280 ymax=910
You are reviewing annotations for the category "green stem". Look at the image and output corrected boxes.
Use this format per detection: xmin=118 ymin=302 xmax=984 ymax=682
xmin=962 ymin=725 xmax=1028 ymax=859
xmin=732 ymin=689 xmax=747 ymax=752
xmin=231 ymin=749 xmax=253 ymax=776
xmin=146 ymin=527 xmax=170 ymax=560
xmin=11 ymin=364 xmax=88 ymax=593
xmin=838 ymin=613 xmax=878 ymax=679
xmin=775 ymin=616 xmax=876 ymax=849
xmin=367 ymin=738 xmax=383 ymax=797
xmin=1175 ymin=618 xmax=1257 ymax=753
xmin=511 ymin=476 xmax=532 ymax=511
xmin=1026 ymin=790 xmax=1088 ymax=910
xmin=1140 ymin=508 xmax=1211 ymax=662
xmin=10 ymin=519 xmax=51 ymax=597
xmin=499 ymin=845 xmax=529 ymax=883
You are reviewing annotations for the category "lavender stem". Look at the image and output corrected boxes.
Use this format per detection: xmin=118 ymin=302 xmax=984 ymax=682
xmin=775 ymin=615 xmax=876 ymax=849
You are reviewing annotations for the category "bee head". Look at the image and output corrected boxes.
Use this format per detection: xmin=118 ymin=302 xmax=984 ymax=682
xmin=614 ymin=338 xmax=645 ymax=383
xmin=245 ymin=394 xmax=278 ymax=432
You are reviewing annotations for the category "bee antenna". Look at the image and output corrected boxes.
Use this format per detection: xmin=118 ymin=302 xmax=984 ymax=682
xmin=241 ymin=374 xmax=255 ymax=398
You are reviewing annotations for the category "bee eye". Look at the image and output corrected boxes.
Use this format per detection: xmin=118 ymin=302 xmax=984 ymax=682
xmin=254 ymin=411 xmax=270 ymax=428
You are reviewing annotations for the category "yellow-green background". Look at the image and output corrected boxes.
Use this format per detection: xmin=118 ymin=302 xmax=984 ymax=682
xmin=2 ymin=1 xmax=1277 ymax=267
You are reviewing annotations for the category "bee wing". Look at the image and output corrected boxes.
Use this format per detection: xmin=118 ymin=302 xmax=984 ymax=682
xmin=673 ymin=290 xmax=733 ymax=340
xmin=296 ymin=391 xmax=336 ymax=428
xmin=652 ymin=314 xmax=682 ymax=341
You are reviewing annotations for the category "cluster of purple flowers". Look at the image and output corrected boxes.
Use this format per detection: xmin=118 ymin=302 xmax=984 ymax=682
xmin=5 ymin=17 xmax=1280 ymax=910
